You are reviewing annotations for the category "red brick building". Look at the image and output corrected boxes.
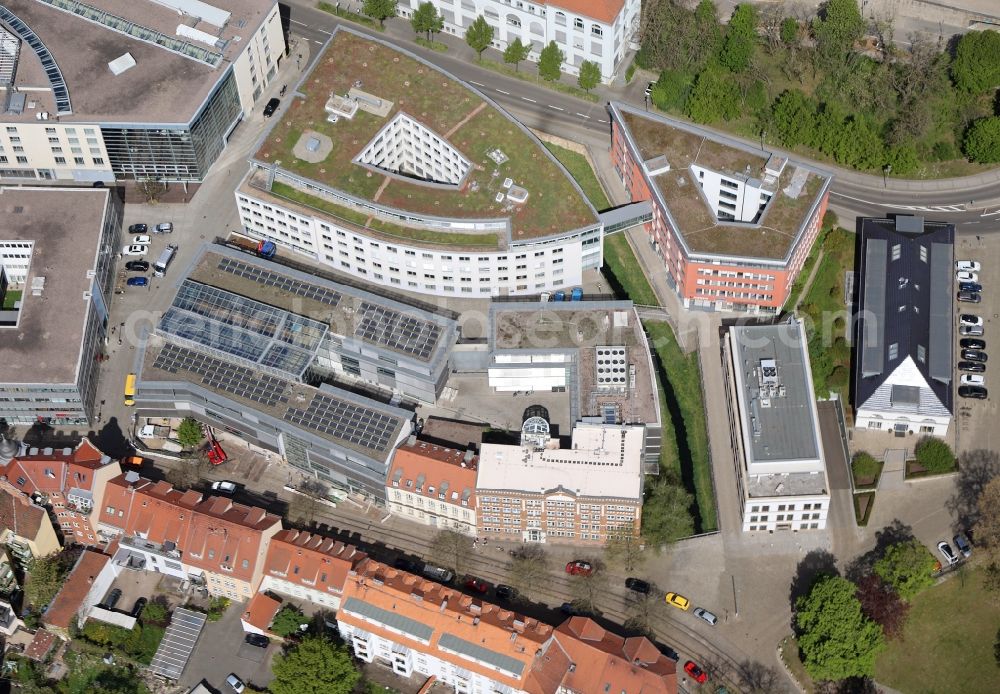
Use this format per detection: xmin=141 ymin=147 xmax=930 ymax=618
xmin=609 ymin=102 xmax=832 ymax=313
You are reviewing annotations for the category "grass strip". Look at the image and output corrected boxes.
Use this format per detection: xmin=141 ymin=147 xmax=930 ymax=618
xmin=542 ymin=142 xmax=611 ymax=211
xmin=316 ymin=2 xmax=383 ymax=31
xmin=477 ymin=58 xmax=600 ymax=103
xmin=415 ymin=37 xmax=448 ymax=52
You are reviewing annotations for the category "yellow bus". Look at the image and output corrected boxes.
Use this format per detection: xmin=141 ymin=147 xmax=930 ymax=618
xmin=124 ymin=373 xmax=137 ymax=407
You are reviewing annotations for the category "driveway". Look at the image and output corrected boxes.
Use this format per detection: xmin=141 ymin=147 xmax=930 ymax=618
xmin=178 ymin=599 xmax=277 ymax=691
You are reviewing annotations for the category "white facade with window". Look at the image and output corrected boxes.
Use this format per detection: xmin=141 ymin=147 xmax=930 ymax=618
xmin=386 ymin=487 xmax=477 ymax=536
xmin=395 ymin=0 xmax=640 ymax=82
xmin=259 ymin=574 xmax=344 ymax=610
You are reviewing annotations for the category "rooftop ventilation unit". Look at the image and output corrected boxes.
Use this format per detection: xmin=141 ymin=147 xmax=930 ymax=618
xmin=108 ymin=52 xmax=136 ymax=76
xmin=759 ymin=358 xmax=778 ymax=385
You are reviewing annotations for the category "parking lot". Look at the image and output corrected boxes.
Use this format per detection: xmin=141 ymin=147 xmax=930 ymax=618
xmin=955 ymin=231 xmax=1000 ymax=454
xmin=178 ymin=599 xmax=276 ymax=691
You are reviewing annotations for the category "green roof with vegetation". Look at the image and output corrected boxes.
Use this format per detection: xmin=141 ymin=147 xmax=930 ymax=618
xmin=254 ymin=29 xmax=596 ymax=241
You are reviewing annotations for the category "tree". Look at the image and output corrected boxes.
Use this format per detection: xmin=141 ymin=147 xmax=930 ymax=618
xmin=430 ymin=529 xmax=474 ymax=576
xmin=137 ymin=178 xmax=167 ymax=204
xmin=914 ymin=437 xmax=956 ymax=473
xmin=506 ymin=544 xmax=549 ymax=596
xmin=538 ymin=41 xmax=564 ymax=82
xmin=649 ymin=70 xmax=693 ymax=111
xmin=464 ymin=15 xmax=494 ymax=60
xmin=271 ymin=603 xmax=307 ymax=637
xmin=795 ymin=575 xmax=885 ymax=681
xmin=288 ymin=478 xmax=329 ymax=527
xmin=780 ymin=17 xmax=799 ymax=46
xmin=503 ymin=38 xmax=531 ymax=72
xmin=851 ymin=452 xmax=880 ymax=484
xmin=165 ymin=454 xmax=209 ymax=491
xmin=855 ymin=574 xmax=909 ymax=639
xmin=270 ymin=636 xmax=361 ymax=694
xmin=604 ymin=524 xmax=646 ymax=571
xmin=770 ymin=89 xmax=817 ymax=147
xmin=410 ymin=2 xmax=443 ymax=41
xmin=569 ymin=564 xmax=608 ymax=613
xmin=641 ymin=478 xmax=695 ymax=544
xmin=578 ymin=60 xmax=601 ymax=93
xmin=874 ymin=539 xmax=936 ymax=600
xmin=975 ymin=476 xmax=1000 ymax=556
xmin=685 ymin=63 xmax=741 ymax=122
xmin=24 ymin=553 xmax=69 ymax=612
xmin=175 ymin=417 xmax=204 ymax=450
xmin=719 ymin=4 xmax=757 ymax=73
xmin=951 ymin=30 xmax=1000 ymax=93
xmin=362 ymin=0 xmax=397 ymax=29
xmin=736 ymin=660 xmax=783 ymax=694
xmin=964 ymin=117 xmax=1000 ymax=164
xmin=813 ymin=0 xmax=865 ymax=65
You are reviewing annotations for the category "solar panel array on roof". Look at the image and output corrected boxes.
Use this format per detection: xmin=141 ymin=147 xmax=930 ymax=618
xmin=356 ymin=301 xmax=441 ymax=359
xmin=261 ymin=343 xmax=313 ymax=373
xmin=284 ymin=392 xmax=399 ymax=451
xmin=217 ymin=256 xmax=343 ymax=307
xmin=173 ymin=281 xmax=284 ymax=336
xmin=147 ymin=607 xmax=206 ymax=680
xmin=153 ymin=343 xmax=290 ymax=407
xmin=161 ymin=307 xmax=270 ymax=362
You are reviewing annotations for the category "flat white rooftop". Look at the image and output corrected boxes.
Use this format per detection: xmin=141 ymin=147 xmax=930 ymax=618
xmin=476 ymin=423 xmax=644 ymax=500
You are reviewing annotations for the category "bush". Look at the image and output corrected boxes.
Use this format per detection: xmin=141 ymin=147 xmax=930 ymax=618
xmin=206 ymin=596 xmax=230 ymax=621
xmin=79 ymin=621 xmax=165 ymax=665
xmin=963 ymin=117 xmax=1000 ymax=164
xmin=852 ymin=452 xmax=880 ymax=483
xmin=914 ymin=437 xmax=956 ymax=473
xmin=650 ymin=69 xmax=693 ymax=112
xmin=875 ymin=539 xmax=937 ymax=600
xmin=271 ymin=604 xmax=307 ymax=637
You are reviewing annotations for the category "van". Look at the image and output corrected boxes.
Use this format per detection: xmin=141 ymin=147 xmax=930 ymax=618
xmin=421 ymin=565 xmax=454 ymax=584
xmin=124 ymin=373 xmax=137 ymax=407
xmin=153 ymin=244 xmax=177 ymax=277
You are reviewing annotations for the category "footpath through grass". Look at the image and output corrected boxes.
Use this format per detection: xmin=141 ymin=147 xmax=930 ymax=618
xmin=876 ymin=566 xmax=1000 ymax=694
xmin=542 ymin=143 xmax=610 ymax=211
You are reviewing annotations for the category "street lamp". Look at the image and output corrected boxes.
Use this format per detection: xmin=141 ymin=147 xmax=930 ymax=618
xmin=882 ymin=164 xmax=892 ymax=188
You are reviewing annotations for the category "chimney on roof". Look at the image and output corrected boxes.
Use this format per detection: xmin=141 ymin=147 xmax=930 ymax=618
xmin=439 ymin=598 xmax=448 ymax=613
xmin=463 ymin=449 xmax=474 ymax=464
xmin=407 ymin=434 xmax=417 ymax=446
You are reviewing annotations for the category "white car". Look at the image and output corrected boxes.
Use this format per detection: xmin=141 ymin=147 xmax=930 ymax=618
xmin=961 ymin=374 xmax=985 ymax=386
xmin=960 ymin=314 xmax=984 ymax=327
xmin=956 ymin=260 xmax=981 ymax=272
xmin=122 ymin=244 xmax=148 ymax=256
xmin=937 ymin=540 xmax=958 ymax=566
xmin=956 ymin=271 xmax=979 ymax=283
xmin=225 ymin=674 xmax=245 ymax=693
xmin=961 ymin=325 xmax=985 ymax=337
xmin=154 ymin=222 xmax=173 ymax=234
xmin=211 ymin=480 xmax=237 ymax=494
xmin=132 ymin=235 xmax=151 ymax=245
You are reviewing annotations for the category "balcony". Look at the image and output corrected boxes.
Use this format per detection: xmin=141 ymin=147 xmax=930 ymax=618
xmin=119 ymin=534 xmax=182 ymax=560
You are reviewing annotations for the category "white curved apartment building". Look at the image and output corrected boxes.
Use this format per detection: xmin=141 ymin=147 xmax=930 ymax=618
xmin=236 ymin=28 xmax=602 ymax=299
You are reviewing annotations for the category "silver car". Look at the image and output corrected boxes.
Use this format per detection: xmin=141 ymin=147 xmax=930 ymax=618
xmin=154 ymin=222 xmax=173 ymax=234
xmin=693 ymin=607 xmax=718 ymax=625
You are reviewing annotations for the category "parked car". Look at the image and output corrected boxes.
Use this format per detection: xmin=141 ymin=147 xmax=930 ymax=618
xmin=961 ymin=374 xmax=985 ymax=386
xmin=154 ymin=222 xmax=173 ymax=234
xmin=421 ymin=565 xmax=454 ymax=584
xmin=226 ymin=674 xmax=245 ymax=693
xmin=684 ymin=661 xmax=708 ymax=684
xmin=956 ymin=271 xmax=979 ymax=283
xmin=959 ymin=282 xmax=983 ymax=293
xmin=937 ymin=540 xmax=958 ymax=565
xmin=132 ymin=235 xmax=151 ymax=245
xmin=658 ymin=644 xmax=680 ymax=662
xmin=125 ymin=260 xmax=149 ymax=272
xmin=960 ymin=314 xmax=983 ymax=326
xmin=130 ymin=597 xmax=147 ymax=618
xmin=959 ymin=385 xmax=988 ymax=399
xmin=960 ymin=338 xmax=986 ymax=350
xmin=245 ymin=633 xmax=270 ymax=648
xmin=264 ymin=97 xmax=281 ymax=117
xmin=693 ymin=607 xmax=718 ymax=625
xmin=956 ymin=260 xmax=981 ymax=272
xmin=495 ymin=585 xmax=517 ymax=601
xmin=664 ymin=592 xmax=690 ymax=610
xmin=103 ymin=588 xmax=122 ymax=609
xmin=958 ymin=361 xmax=986 ymax=373
xmin=464 ymin=577 xmax=489 ymax=594
xmin=122 ymin=244 xmax=148 ymax=256
xmin=559 ymin=602 xmax=582 ymax=615
xmin=126 ymin=277 xmax=148 ymax=287
xmin=128 ymin=223 xmax=148 ymax=234
xmin=625 ymin=577 xmax=651 ymax=594
xmin=960 ymin=325 xmax=985 ymax=337
xmin=210 ymin=480 xmax=237 ymax=494
xmin=565 ymin=560 xmax=594 ymax=576
xmin=962 ymin=349 xmax=988 ymax=362
xmin=958 ymin=291 xmax=982 ymax=303
xmin=954 ymin=533 xmax=973 ymax=558
xmin=394 ymin=557 xmax=419 ymax=572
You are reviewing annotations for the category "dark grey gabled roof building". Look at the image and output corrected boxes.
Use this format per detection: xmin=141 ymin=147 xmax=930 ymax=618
xmin=853 ymin=216 xmax=954 ymax=436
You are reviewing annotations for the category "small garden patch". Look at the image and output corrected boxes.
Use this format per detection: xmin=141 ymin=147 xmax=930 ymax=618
xmin=854 ymin=492 xmax=875 ymax=526
xmin=851 ymin=452 xmax=882 ymax=489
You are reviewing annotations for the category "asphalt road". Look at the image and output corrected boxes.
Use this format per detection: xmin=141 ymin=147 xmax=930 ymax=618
xmin=284 ymin=1 xmax=1000 ymax=233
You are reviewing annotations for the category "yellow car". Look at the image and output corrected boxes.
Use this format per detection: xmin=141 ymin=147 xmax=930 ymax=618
xmin=665 ymin=592 xmax=690 ymax=610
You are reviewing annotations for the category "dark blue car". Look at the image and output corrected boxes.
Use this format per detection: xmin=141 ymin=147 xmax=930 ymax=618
xmin=126 ymin=276 xmax=149 ymax=287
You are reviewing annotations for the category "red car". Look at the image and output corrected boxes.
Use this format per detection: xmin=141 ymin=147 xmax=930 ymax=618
xmin=464 ymin=577 xmax=488 ymax=594
xmin=565 ymin=560 xmax=594 ymax=576
xmin=684 ymin=660 xmax=707 ymax=684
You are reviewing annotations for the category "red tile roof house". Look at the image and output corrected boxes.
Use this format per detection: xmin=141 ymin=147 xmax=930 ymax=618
xmin=0 ymin=481 xmax=61 ymax=560
xmin=42 ymin=548 xmax=114 ymax=640
xmin=258 ymin=529 xmax=367 ymax=612
xmin=1 ymin=438 xmax=122 ymax=548
xmin=96 ymin=473 xmax=282 ymax=601
xmin=24 ymin=627 xmax=58 ymax=661
xmin=241 ymin=591 xmax=282 ymax=636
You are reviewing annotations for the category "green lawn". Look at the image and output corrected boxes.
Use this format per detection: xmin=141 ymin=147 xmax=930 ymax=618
xmin=644 ymin=320 xmax=717 ymax=532
xmin=797 ymin=228 xmax=855 ymax=400
xmin=602 ymin=234 xmax=659 ymax=307
xmin=316 ymin=2 xmax=383 ymax=31
xmin=2 ymin=289 xmax=22 ymax=309
xmin=876 ymin=567 xmax=1000 ymax=694
xmin=542 ymin=142 xmax=611 ymax=211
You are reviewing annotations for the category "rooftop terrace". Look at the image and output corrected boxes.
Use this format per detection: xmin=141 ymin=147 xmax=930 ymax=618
xmin=615 ymin=105 xmax=830 ymax=260
xmin=254 ymin=28 xmax=597 ymax=242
